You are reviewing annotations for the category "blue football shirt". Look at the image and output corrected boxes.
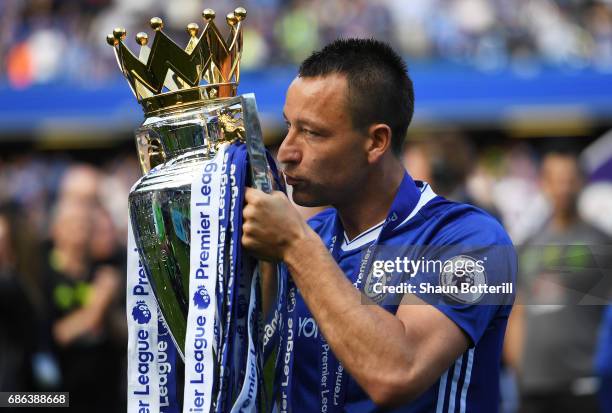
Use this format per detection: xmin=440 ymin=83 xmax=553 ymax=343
xmin=287 ymin=173 xmax=517 ymax=413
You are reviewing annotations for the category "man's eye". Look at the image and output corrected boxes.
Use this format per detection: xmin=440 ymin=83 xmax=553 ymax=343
xmin=303 ymin=128 xmax=319 ymax=137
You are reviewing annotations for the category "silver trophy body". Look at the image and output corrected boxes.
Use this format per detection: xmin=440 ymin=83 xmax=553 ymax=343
xmin=129 ymin=94 xmax=271 ymax=356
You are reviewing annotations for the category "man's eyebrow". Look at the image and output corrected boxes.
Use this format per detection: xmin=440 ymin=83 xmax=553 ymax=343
xmin=283 ymin=112 xmax=329 ymax=133
xmin=300 ymin=117 xmax=327 ymax=131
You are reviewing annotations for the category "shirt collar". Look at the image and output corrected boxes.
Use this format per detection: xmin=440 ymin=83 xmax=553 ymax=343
xmin=378 ymin=172 xmax=421 ymax=241
xmin=335 ymin=172 xmax=422 ymax=252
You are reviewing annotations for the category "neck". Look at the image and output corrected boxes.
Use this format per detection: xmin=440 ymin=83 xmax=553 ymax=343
xmin=336 ymin=157 xmax=405 ymax=240
xmin=550 ymin=209 xmax=578 ymax=232
xmin=53 ymin=247 xmax=86 ymax=279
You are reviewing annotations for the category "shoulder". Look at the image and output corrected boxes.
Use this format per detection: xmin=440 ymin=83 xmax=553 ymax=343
xmin=576 ymin=219 xmax=612 ymax=243
xmin=418 ymin=197 xmax=513 ymax=246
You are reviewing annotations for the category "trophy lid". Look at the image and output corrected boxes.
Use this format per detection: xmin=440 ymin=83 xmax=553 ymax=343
xmin=106 ymin=7 xmax=247 ymax=115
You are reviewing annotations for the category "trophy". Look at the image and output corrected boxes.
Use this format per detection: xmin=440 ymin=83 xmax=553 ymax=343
xmin=107 ymin=7 xmax=275 ymax=412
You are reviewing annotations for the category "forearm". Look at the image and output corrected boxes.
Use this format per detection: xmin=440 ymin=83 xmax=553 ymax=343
xmin=283 ymin=232 xmax=416 ymax=401
xmin=54 ymin=270 xmax=118 ymax=346
xmin=53 ymin=308 xmax=98 ymax=345
xmin=503 ymin=302 xmax=524 ymax=371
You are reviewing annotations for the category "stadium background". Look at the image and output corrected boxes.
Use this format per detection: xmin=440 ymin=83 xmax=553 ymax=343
xmin=0 ymin=0 xmax=611 ymax=412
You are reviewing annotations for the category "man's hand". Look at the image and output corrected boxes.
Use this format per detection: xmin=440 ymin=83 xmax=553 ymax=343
xmin=242 ymin=188 xmax=313 ymax=261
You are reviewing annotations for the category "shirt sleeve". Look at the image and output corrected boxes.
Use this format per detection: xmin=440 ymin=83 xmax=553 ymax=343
xmin=407 ymin=210 xmax=517 ymax=346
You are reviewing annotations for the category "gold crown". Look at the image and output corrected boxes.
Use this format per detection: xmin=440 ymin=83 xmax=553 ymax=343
xmin=106 ymin=7 xmax=246 ymax=114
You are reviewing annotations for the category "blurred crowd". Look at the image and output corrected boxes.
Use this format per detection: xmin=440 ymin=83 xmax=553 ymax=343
xmin=3 ymin=0 xmax=612 ymax=89
xmin=0 ymin=152 xmax=140 ymax=411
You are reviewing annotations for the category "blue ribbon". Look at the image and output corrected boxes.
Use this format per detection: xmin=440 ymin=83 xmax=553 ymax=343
xmin=216 ymin=143 xmax=280 ymax=412
xmin=214 ymin=144 xmax=236 ymax=412
xmin=158 ymin=314 xmax=179 ymax=413
xmin=229 ymin=144 xmax=250 ymax=408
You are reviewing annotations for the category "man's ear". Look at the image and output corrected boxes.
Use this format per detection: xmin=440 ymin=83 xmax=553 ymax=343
xmin=365 ymin=123 xmax=393 ymax=164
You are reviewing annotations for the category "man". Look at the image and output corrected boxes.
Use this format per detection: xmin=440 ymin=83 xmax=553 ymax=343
xmin=505 ymin=151 xmax=611 ymax=413
xmin=242 ymin=39 xmax=516 ymax=412
xmin=43 ymin=196 xmax=122 ymax=412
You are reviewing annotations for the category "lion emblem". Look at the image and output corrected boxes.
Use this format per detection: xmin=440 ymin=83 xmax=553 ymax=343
xmin=132 ymin=301 xmax=152 ymax=324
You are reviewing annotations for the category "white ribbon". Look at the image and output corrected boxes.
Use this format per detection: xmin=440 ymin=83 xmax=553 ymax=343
xmin=182 ymin=146 xmax=226 ymax=413
xmin=127 ymin=218 xmax=160 ymax=413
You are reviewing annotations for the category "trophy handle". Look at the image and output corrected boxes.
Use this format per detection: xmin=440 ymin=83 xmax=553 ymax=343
xmin=241 ymin=93 xmax=273 ymax=194
xmin=135 ymin=127 xmax=167 ymax=175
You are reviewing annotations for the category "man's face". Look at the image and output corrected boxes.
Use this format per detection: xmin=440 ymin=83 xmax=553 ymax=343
xmin=53 ymin=201 xmax=92 ymax=251
xmin=278 ymin=74 xmax=369 ymax=207
xmin=540 ymin=154 xmax=582 ymax=216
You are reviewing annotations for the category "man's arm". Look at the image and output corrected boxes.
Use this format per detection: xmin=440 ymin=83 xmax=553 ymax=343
xmin=53 ymin=266 xmax=119 ymax=346
xmin=503 ymin=299 xmax=525 ymax=372
xmin=242 ymin=189 xmax=469 ymax=407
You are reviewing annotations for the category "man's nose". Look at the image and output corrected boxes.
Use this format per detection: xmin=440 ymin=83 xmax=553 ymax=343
xmin=277 ymin=129 xmax=302 ymax=165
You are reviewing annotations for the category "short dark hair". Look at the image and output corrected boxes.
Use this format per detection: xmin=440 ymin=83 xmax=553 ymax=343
xmin=298 ymin=38 xmax=414 ymax=155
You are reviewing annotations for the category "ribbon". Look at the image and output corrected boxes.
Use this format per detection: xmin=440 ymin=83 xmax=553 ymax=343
xmin=127 ymin=218 xmax=161 ymax=413
xmin=214 ymin=145 xmax=235 ymax=412
xmin=182 ymin=145 xmax=226 ymax=413
xmin=158 ymin=314 xmax=180 ymax=413
xmin=128 ymin=142 xmax=280 ymax=413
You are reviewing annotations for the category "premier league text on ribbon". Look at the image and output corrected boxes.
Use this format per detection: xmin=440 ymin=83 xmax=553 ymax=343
xmin=157 ymin=331 xmax=173 ymax=408
xmin=195 ymin=161 xmax=218 ymax=283
xmin=190 ymin=160 xmax=216 ymax=392
xmin=135 ymin=329 xmax=155 ymax=396
xmin=133 ymin=258 xmax=155 ymax=402
xmin=185 ymin=151 xmax=223 ymax=413
xmin=126 ymin=225 xmax=160 ymax=413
